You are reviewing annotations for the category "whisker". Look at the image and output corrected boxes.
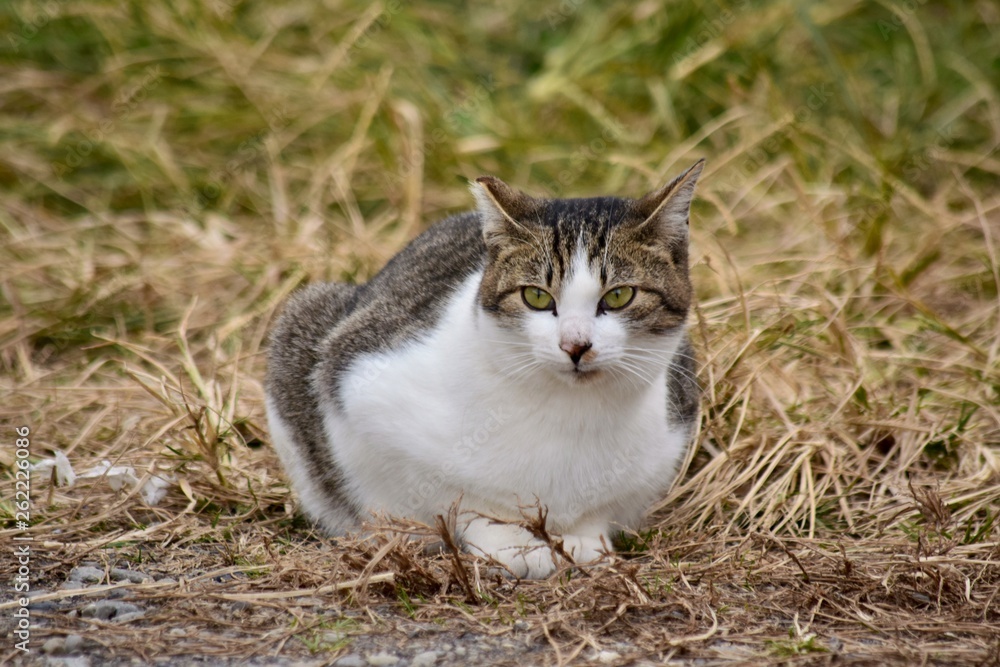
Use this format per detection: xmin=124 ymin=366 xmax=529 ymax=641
xmin=608 ymin=365 xmax=642 ymax=392
xmin=501 ymin=358 xmax=544 ymax=382
xmin=615 ymin=358 xmax=657 ymax=386
xmin=622 ymin=350 xmax=699 ymax=385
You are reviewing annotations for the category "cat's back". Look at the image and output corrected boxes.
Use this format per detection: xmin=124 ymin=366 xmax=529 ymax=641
xmin=361 ymin=210 xmax=485 ymax=311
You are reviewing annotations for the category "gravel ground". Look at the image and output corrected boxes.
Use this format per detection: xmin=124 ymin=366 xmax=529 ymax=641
xmin=8 ymin=562 xmax=644 ymax=667
xmin=2 ymin=555 xmax=945 ymax=667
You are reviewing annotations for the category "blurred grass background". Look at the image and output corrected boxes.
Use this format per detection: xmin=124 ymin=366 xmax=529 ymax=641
xmin=1 ymin=0 xmax=999 ymax=662
xmin=1 ymin=0 xmax=997 ymax=355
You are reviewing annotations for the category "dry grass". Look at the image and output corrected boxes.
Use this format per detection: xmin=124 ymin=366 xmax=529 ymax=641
xmin=2 ymin=0 xmax=999 ymax=664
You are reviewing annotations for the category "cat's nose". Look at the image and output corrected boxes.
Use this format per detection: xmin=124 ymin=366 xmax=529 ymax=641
xmin=560 ymin=341 xmax=592 ymax=365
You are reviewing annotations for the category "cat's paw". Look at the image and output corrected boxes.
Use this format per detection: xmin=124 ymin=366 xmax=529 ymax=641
xmin=491 ymin=543 xmax=558 ymax=579
xmin=461 ymin=517 xmax=559 ymax=579
xmin=560 ymin=534 xmax=608 ymax=564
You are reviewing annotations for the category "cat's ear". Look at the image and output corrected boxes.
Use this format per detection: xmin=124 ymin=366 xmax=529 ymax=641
xmin=633 ymin=159 xmax=705 ymax=239
xmin=472 ymin=176 xmax=540 ymax=250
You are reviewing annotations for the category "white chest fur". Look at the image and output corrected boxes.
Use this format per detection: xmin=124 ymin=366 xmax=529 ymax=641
xmin=320 ymin=271 xmax=690 ymax=533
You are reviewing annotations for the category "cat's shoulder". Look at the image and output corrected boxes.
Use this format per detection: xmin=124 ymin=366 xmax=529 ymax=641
xmin=353 ymin=210 xmax=485 ymax=328
xmin=366 ymin=210 xmax=484 ymax=294
xmin=314 ymin=211 xmax=486 ymax=405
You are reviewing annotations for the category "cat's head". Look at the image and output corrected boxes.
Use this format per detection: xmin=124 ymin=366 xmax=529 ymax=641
xmin=472 ymin=160 xmax=703 ymax=388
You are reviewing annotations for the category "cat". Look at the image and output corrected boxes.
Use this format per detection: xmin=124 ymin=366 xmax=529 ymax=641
xmin=265 ymin=160 xmax=703 ymax=578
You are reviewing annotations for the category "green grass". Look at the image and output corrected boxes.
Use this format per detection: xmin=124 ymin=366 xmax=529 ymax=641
xmin=293 ymin=617 xmax=356 ymax=654
xmin=1 ymin=0 xmax=999 ymax=665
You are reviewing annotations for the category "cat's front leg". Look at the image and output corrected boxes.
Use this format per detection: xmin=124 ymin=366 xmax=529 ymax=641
xmin=460 ymin=516 xmax=559 ymax=579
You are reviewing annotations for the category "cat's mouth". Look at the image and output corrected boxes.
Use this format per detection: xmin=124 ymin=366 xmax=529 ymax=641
xmin=568 ymin=366 xmax=601 ymax=382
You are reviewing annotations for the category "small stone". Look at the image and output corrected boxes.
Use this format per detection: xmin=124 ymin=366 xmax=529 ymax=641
xmin=513 ymin=620 xmax=529 ymax=632
xmin=112 ymin=610 xmax=145 ymax=624
xmin=42 ymin=637 xmax=65 ymax=654
xmin=110 ymin=568 xmax=151 ymax=583
xmin=168 ymin=628 xmax=186 ymax=637
xmin=454 ymin=646 xmax=466 ymax=657
xmin=157 ymin=577 xmax=177 ymax=584
xmin=367 ymin=652 xmax=399 ymax=666
xmin=596 ymin=650 xmax=621 ymax=664
xmin=51 ymin=658 xmax=91 ymax=667
xmin=80 ymin=600 xmax=142 ymax=621
xmin=64 ymin=634 xmax=84 ymax=653
xmin=411 ymin=651 xmax=439 ymax=667
xmin=68 ymin=566 xmax=104 ymax=584
xmin=28 ymin=601 xmax=59 ymax=612
xmin=334 ymin=655 xmax=365 ymax=667
xmin=321 ymin=630 xmax=346 ymax=644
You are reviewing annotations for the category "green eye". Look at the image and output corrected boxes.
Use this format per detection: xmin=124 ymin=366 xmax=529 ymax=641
xmin=522 ymin=286 xmax=555 ymax=311
xmin=601 ymin=286 xmax=636 ymax=310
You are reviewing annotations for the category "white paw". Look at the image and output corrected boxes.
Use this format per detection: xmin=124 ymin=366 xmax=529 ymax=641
xmin=459 ymin=517 xmax=613 ymax=578
xmin=460 ymin=517 xmax=559 ymax=579
xmin=492 ymin=543 xmax=558 ymax=579
xmin=561 ymin=534 xmax=607 ymax=564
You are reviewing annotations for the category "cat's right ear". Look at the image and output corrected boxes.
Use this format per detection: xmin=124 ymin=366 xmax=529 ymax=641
xmin=633 ymin=159 xmax=705 ymax=240
xmin=472 ymin=176 xmax=540 ymax=250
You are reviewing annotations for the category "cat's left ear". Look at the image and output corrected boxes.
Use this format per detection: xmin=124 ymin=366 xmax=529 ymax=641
xmin=633 ymin=159 xmax=705 ymax=239
xmin=472 ymin=176 xmax=541 ymax=251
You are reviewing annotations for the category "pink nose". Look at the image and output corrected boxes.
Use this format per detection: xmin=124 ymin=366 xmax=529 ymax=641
xmin=560 ymin=341 xmax=592 ymax=365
